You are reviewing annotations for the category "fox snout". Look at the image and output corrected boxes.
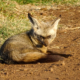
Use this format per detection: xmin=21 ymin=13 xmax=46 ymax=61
xmin=43 ymin=39 xmax=49 ymax=46
xmin=40 ymin=39 xmax=50 ymax=47
xmin=38 ymin=35 xmax=51 ymax=46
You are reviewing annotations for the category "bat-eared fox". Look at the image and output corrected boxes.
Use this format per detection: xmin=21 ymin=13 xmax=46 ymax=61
xmin=0 ymin=13 xmax=61 ymax=64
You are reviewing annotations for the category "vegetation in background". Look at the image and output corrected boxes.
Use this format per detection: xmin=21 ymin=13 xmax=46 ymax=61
xmin=13 ymin=0 xmax=79 ymax=5
xmin=13 ymin=0 xmax=53 ymax=5
xmin=0 ymin=0 xmax=30 ymax=45
xmin=53 ymin=0 xmax=79 ymax=4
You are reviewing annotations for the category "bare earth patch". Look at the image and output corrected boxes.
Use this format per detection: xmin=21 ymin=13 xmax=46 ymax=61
xmin=0 ymin=5 xmax=80 ymax=80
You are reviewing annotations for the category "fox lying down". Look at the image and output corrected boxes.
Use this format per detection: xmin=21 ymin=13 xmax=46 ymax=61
xmin=0 ymin=13 xmax=61 ymax=64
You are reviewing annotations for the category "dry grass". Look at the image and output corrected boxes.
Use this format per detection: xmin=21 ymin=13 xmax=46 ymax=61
xmin=14 ymin=0 xmax=80 ymax=5
xmin=0 ymin=0 xmax=31 ymax=45
xmin=0 ymin=14 xmax=30 ymax=45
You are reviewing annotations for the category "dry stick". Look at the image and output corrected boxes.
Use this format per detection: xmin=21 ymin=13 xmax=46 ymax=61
xmin=65 ymin=27 xmax=80 ymax=30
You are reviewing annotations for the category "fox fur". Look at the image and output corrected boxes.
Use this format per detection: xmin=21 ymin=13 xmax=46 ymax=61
xmin=0 ymin=13 xmax=61 ymax=64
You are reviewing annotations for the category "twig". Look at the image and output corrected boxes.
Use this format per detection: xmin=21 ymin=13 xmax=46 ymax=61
xmin=65 ymin=27 xmax=80 ymax=30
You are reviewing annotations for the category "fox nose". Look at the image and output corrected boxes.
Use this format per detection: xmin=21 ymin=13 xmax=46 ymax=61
xmin=43 ymin=39 xmax=49 ymax=46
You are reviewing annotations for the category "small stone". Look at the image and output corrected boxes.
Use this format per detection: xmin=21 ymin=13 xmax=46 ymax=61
xmin=37 ymin=62 xmax=41 ymax=64
xmin=30 ymin=72 xmax=33 ymax=74
xmin=39 ymin=73 xmax=41 ymax=76
xmin=4 ymin=72 xmax=7 ymax=75
xmin=56 ymin=78 xmax=59 ymax=80
xmin=47 ymin=77 xmax=51 ymax=80
xmin=19 ymin=69 xmax=24 ymax=71
xmin=24 ymin=68 xmax=28 ymax=71
xmin=53 ymin=65 xmax=57 ymax=68
xmin=50 ymin=68 xmax=53 ymax=72
xmin=61 ymin=61 xmax=65 ymax=66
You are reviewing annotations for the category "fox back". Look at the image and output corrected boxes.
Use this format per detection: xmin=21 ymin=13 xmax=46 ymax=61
xmin=0 ymin=13 xmax=61 ymax=64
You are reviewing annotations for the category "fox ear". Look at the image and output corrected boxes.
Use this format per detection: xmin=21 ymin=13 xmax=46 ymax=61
xmin=28 ymin=13 xmax=39 ymax=26
xmin=51 ymin=15 xmax=61 ymax=30
xmin=52 ymin=18 xmax=61 ymax=30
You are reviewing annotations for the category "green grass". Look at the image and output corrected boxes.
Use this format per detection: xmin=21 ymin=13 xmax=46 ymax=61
xmin=13 ymin=0 xmax=53 ymax=5
xmin=0 ymin=0 xmax=31 ymax=45
xmin=0 ymin=17 xmax=30 ymax=44
xmin=13 ymin=0 xmax=80 ymax=5
xmin=53 ymin=0 xmax=79 ymax=4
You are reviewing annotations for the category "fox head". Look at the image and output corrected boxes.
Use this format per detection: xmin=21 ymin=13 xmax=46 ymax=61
xmin=28 ymin=13 xmax=61 ymax=47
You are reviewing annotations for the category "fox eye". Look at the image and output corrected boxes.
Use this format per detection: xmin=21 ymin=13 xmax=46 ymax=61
xmin=40 ymin=35 xmax=44 ymax=39
xmin=47 ymin=35 xmax=51 ymax=38
xmin=40 ymin=35 xmax=51 ymax=39
xmin=36 ymin=26 xmax=40 ymax=29
xmin=37 ymin=27 xmax=39 ymax=29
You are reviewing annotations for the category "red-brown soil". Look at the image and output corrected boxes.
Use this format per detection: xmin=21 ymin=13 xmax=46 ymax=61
xmin=0 ymin=5 xmax=80 ymax=80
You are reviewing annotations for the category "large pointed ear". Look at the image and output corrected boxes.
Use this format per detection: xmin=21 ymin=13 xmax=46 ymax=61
xmin=28 ymin=13 xmax=39 ymax=26
xmin=51 ymin=15 xmax=61 ymax=30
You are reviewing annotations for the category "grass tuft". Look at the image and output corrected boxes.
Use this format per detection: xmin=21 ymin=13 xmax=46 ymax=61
xmin=13 ymin=0 xmax=80 ymax=5
xmin=0 ymin=0 xmax=30 ymax=45
xmin=13 ymin=0 xmax=53 ymax=5
xmin=0 ymin=17 xmax=30 ymax=44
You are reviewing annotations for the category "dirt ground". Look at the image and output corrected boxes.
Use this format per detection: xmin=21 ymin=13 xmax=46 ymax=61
xmin=0 ymin=5 xmax=80 ymax=80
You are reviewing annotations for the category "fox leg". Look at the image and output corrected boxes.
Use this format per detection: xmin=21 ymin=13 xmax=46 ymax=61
xmin=22 ymin=52 xmax=47 ymax=62
xmin=3 ymin=50 xmax=64 ymax=64
xmin=10 ymin=51 xmax=47 ymax=63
